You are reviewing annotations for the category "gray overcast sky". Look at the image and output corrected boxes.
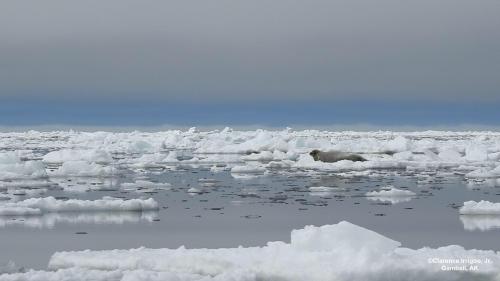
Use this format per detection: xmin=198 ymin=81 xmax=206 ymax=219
xmin=1 ymin=0 xmax=499 ymax=102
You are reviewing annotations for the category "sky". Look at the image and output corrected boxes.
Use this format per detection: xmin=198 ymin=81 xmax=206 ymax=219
xmin=1 ymin=0 xmax=499 ymax=127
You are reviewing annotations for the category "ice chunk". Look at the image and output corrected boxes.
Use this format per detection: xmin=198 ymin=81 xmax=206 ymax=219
xmin=0 ymin=161 xmax=47 ymax=180
xmin=0 ymin=152 xmax=22 ymax=165
xmin=43 ymin=149 xmax=112 ymax=164
xmin=0 ymin=206 xmax=42 ymax=216
xmin=459 ymin=200 xmax=500 ymax=215
xmin=127 ymin=140 xmax=155 ymax=153
xmin=3 ymin=220 xmax=490 ymax=281
xmin=121 ymin=180 xmax=171 ymax=192
xmin=438 ymin=148 xmax=463 ymax=162
xmin=0 ymin=197 xmax=158 ymax=215
xmin=49 ymin=161 xmax=113 ymax=177
xmin=308 ymin=186 xmax=337 ymax=192
xmin=465 ymin=146 xmax=488 ymax=162
xmin=241 ymin=151 xmax=274 ymax=161
xmin=187 ymin=187 xmax=202 ymax=194
xmin=465 ymin=165 xmax=500 ymax=178
xmin=366 ymin=186 xmax=416 ymax=197
xmin=386 ymin=136 xmax=410 ymax=152
xmin=231 ymin=164 xmax=266 ymax=174
xmin=367 ymin=196 xmax=412 ymax=204
xmin=290 ymin=221 xmax=401 ymax=255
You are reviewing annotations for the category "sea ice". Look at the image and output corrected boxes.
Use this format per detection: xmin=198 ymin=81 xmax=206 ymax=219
xmin=366 ymin=186 xmax=416 ymax=197
xmin=0 ymin=197 xmax=159 ymax=215
xmin=1 ymin=221 xmax=499 ymax=281
xmin=230 ymin=164 xmax=266 ymax=174
xmin=48 ymin=161 xmax=114 ymax=177
xmin=459 ymin=200 xmax=500 ymax=215
xmin=0 ymin=152 xmax=47 ymax=180
xmin=43 ymin=149 xmax=112 ymax=164
xmin=2 ymin=129 xmax=500 ymax=177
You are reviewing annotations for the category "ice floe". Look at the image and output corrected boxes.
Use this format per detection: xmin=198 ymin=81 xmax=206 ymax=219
xmin=48 ymin=161 xmax=114 ymax=177
xmin=121 ymin=180 xmax=171 ymax=193
xmin=465 ymin=165 xmax=500 ymax=179
xmin=0 ymin=211 xmax=159 ymax=229
xmin=365 ymin=186 xmax=416 ymax=204
xmin=0 ymin=152 xmax=47 ymax=180
xmin=366 ymin=186 xmax=416 ymax=197
xmin=459 ymin=200 xmax=500 ymax=215
xmin=1 ymin=221 xmax=499 ymax=280
xmin=42 ymin=149 xmax=112 ymax=164
xmin=231 ymin=164 xmax=266 ymax=174
xmin=0 ymin=197 xmax=158 ymax=215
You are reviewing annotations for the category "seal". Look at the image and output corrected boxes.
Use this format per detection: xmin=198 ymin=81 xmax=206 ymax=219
xmin=309 ymin=149 xmax=367 ymax=163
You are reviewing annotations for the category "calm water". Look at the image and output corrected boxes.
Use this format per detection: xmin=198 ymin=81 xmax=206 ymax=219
xmin=1 ymin=163 xmax=500 ymax=270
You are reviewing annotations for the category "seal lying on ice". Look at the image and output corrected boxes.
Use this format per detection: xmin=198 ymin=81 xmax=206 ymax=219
xmin=309 ymin=150 xmax=367 ymax=162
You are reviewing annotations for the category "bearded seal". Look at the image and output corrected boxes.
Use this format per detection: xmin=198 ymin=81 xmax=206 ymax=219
xmin=309 ymin=149 xmax=367 ymax=163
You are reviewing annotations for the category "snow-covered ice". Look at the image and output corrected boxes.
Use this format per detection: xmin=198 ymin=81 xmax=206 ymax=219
xmin=1 ymin=129 xmax=500 ymax=279
xmin=459 ymin=200 xmax=500 ymax=215
xmin=1 ymin=221 xmax=499 ymax=281
xmin=2 ymin=129 xmax=500 ymax=177
xmin=48 ymin=161 xmax=114 ymax=177
xmin=43 ymin=149 xmax=112 ymax=164
xmin=0 ymin=152 xmax=46 ymax=180
xmin=0 ymin=197 xmax=158 ymax=215
xmin=366 ymin=186 xmax=416 ymax=197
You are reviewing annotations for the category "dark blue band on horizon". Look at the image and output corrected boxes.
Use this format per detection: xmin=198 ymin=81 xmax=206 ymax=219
xmin=1 ymin=99 xmax=498 ymax=127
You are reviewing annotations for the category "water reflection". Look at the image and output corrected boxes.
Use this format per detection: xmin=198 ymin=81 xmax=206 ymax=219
xmin=460 ymin=215 xmax=500 ymax=232
xmin=0 ymin=211 xmax=158 ymax=229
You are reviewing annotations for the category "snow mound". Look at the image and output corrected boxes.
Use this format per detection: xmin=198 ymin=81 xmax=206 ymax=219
xmin=0 ymin=197 xmax=158 ymax=215
xmin=459 ymin=200 xmax=500 ymax=215
xmin=0 ymin=221 xmax=495 ymax=280
xmin=290 ymin=221 xmax=401 ymax=255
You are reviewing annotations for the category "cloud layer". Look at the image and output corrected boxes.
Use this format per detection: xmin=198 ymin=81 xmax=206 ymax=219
xmin=1 ymin=0 xmax=499 ymax=102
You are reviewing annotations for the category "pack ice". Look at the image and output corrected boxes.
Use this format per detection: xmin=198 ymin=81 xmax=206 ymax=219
xmin=1 ymin=129 xmax=500 ymax=177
